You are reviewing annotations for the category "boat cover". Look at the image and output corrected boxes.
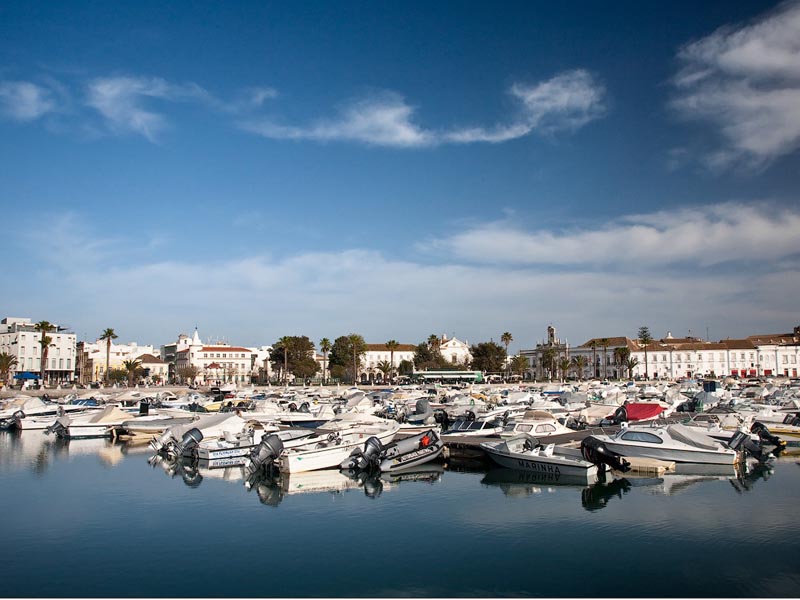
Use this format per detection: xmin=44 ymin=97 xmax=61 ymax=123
xmin=619 ymin=403 xmax=665 ymax=421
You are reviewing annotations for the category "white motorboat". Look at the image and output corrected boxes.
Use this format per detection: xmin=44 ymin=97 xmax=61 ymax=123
xmin=481 ymin=435 xmax=602 ymax=481
xmin=442 ymin=415 xmax=505 ymax=438
xmin=46 ymin=405 xmax=137 ymax=439
xmin=586 ymin=423 xmax=740 ymax=465
xmin=499 ymin=410 xmax=574 ymax=439
xmin=0 ymin=396 xmax=88 ymax=429
xmin=195 ymin=427 xmax=314 ymax=462
xmin=279 ymin=420 xmax=400 ymax=474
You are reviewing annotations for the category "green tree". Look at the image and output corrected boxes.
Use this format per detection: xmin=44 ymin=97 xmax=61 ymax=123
xmin=558 ymin=357 xmax=572 ymax=382
xmin=34 ymin=320 xmax=56 ymax=385
xmin=0 ymin=352 xmax=19 ymax=386
xmin=319 ymin=338 xmax=332 ymax=383
xmin=500 ymin=332 xmax=513 ymax=377
xmin=614 ymin=347 xmax=631 ymax=379
xmin=470 ymin=341 xmax=506 ymax=373
xmin=637 ymin=326 xmax=653 ymax=380
xmin=385 ymin=340 xmax=399 ymax=383
xmin=541 ymin=347 xmax=558 ymax=380
xmin=377 ymin=360 xmax=393 ymax=382
xmin=177 ymin=365 xmax=199 ymax=385
xmin=99 ymin=328 xmax=118 ymax=385
xmin=599 ymin=338 xmax=610 ymax=380
xmin=328 ymin=334 xmax=367 ymax=384
xmin=398 ymin=359 xmax=414 ymax=376
xmin=270 ymin=336 xmax=318 ymax=384
xmin=625 ymin=356 xmax=640 ymax=379
xmin=107 ymin=368 xmax=128 ymax=383
xmin=427 ymin=334 xmax=440 ymax=352
xmin=571 ymin=355 xmax=588 ymax=381
xmin=122 ymin=358 xmax=143 ymax=386
xmin=509 ymin=355 xmax=529 ymax=379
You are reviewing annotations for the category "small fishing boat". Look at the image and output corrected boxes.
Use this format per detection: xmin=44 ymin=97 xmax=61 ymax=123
xmin=481 ymin=435 xmax=617 ymax=481
xmin=499 ymin=410 xmax=575 ymax=439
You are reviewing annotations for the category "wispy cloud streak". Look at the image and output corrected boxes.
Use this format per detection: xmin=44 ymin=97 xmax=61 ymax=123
xmin=241 ymin=70 xmax=606 ymax=147
xmin=0 ymin=81 xmax=56 ymax=121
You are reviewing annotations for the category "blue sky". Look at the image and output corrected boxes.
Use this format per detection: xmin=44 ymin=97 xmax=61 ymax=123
xmin=2 ymin=0 xmax=799 ymax=351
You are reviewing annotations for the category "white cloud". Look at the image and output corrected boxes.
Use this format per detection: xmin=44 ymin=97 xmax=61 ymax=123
xmin=10 ymin=206 xmax=800 ymax=349
xmin=86 ymin=76 xmax=212 ymax=141
xmin=0 ymin=81 xmax=56 ymax=121
xmin=671 ymin=0 xmax=800 ymax=168
xmin=241 ymin=70 xmax=606 ymax=147
xmin=425 ymin=202 xmax=800 ymax=268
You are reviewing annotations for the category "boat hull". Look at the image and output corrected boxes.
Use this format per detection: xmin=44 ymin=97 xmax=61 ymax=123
xmin=481 ymin=442 xmax=598 ymax=480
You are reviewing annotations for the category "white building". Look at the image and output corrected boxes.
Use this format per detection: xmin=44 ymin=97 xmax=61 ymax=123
xmin=362 ymin=343 xmax=416 ymax=382
xmin=437 ymin=334 xmax=472 ymax=366
xmin=173 ymin=329 xmax=267 ymax=385
xmin=0 ymin=317 xmax=77 ymax=385
xmin=521 ymin=325 xmax=800 ymax=381
xmin=81 ymin=339 xmax=159 ymax=382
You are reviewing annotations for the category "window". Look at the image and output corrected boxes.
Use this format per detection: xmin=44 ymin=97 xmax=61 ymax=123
xmin=20 ymin=346 xmax=25 ymax=355
xmin=67 ymin=359 xmax=71 ymax=369
xmin=535 ymin=424 xmax=556 ymax=434
xmin=59 ymin=359 xmax=63 ymax=369
xmin=621 ymin=431 xmax=663 ymax=444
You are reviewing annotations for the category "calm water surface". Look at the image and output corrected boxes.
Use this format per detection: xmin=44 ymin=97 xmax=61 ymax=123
xmin=1 ymin=431 xmax=799 ymax=598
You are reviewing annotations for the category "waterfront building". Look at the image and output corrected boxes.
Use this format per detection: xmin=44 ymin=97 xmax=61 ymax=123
xmin=521 ymin=325 xmax=800 ymax=381
xmin=171 ymin=328 xmax=270 ymax=385
xmin=79 ymin=339 xmax=159 ymax=383
xmin=362 ymin=343 xmax=416 ymax=383
xmin=437 ymin=334 xmax=473 ymax=366
xmin=0 ymin=317 xmax=76 ymax=385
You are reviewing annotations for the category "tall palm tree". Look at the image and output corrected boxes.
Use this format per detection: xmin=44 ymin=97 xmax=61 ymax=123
xmin=99 ymin=328 xmax=118 ymax=385
xmin=348 ymin=333 xmax=366 ymax=384
xmin=588 ymin=340 xmax=598 ymax=379
xmin=320 ymin=338 xmax=331 ymax=384
xmin=0 ymin=352 xmax=18 ymax=387
xmin=599 ymin=338 xmax=610 ymax=380
xmin=558 ymin=357 xmax=572 ymax=383
xmin=541 ymin=347 xmax=558 ymax=381
xmin=637 ymin=327 xmax=653 ymax=380
xmin=500 ymin=332 xmax=513 ymax=377
xmin=614 ymin=347 xmax=631 ymax=379
xmin=625 ymin=356 xmax=640 ymax=379
xmin=278 ymin=336 xmax=291 ymax=385
xmin=377 ymin=360 xmax=392 ymax=383
xmin=571 ymin=355 xmax=588 ymax=381
xmin=34 ymin=321 xmax=56 ymax=385
xmin=385 ymin=340 xmax=399 ymax=383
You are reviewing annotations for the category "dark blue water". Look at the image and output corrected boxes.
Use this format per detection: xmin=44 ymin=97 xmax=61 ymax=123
xmin=2 ymin=431 xmax=799 ymax=598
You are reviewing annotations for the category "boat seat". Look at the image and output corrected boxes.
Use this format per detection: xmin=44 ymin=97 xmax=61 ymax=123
xmin=543 ymin=443 xmax=555 ymax=457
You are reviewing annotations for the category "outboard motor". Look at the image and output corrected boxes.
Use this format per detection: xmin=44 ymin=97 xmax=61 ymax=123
xmin=45 ymin=414 xmax=71 ymax=437
xmin=750 ymin=422 xmax=786 ymax=455
xmin=139 ymin=401 xmax=150 ymax=416
xmin=170 ymin=428 xmax=204 ymax=458
xmin=299 ymin=402 xmax=310 ymax=413
xmin=610 ymin=406 xmax=628 ymax=425
xmin=464 ymin=410 xmax=476 ymax=422
xmin=581 ymin=437 xmax=631 ymax=473
xmin=8 ymin=409 xmax=26 ymax=428
xmin=243 ymin=434 xmax=285 ymax=479
xmin=727 ymin=429 xmax=771 ymax=463
xmin=341 ymin=436 xmax=384 ymax=471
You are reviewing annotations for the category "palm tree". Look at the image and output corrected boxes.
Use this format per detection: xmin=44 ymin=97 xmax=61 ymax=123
xmin=571 ymin=355 xmax=588 ymax=381
xmin=637 ymin=326 xmax=653 ymax=380
xmin=347 ymin=334 xmax=366 ymax=384
xmin=588 ymin=340 xmax=598 ymax=379
xmin=278 ymin=336 xmax=291 ymax=385
xmin=624 ymin=356 xmax=640 ymax=379
xmin=427 ymin=334 xmax=440 ymax=352
xmin=558 ymin=357 xmax=572 ymax=383
xmin=34 ymin=321 xmax=56 ymax=385
xmin=599 ymin=338 xmax=610 ymax=380
xmin=541 ymin=347 xmax=558 ymax=381
xmin=320 ymin=338 xmax=331 ymax=384
xmin=99 ymin=328 xmax=118 ymax=385
xmin=614 ymin=347 xmax=631 ymax=379
xmin=377 ymin=360 xmax=392 ymax=383
xmin=0 ymin=352 xmax=18 ymax=387
xmin=122 ymin=358 xmax=142 ymax=386
xmin=385 ymin=340 xmax=399 ymax=383
xmin=501 ymin=332 xmax=513 ymax=377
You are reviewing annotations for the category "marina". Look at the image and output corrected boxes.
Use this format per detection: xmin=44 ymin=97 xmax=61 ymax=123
xmin=2 ymin=379 xmax=800 ymax=597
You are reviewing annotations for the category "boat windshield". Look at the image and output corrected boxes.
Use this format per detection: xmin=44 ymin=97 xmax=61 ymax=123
xmin=620 ymin=431 xmax=663 ymax=444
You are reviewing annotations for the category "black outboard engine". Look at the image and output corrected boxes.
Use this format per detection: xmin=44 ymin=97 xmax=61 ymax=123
xmin=170 ymin=428 xmax=204 ymax=458
xmin=45 ymin=414 xmax=71 ymax=437
xmin=581 ymin=437 xmax=631 ymax=473
xmin=610 ymin=406 xmax=628 ymax=425
xmin=464 ymin=410 xmax=476 ymax=422
xmin=341 ymin=436 xmax=384 ymax=471
xmin=139 ymin=401 xmax=150 ymax=416
xmin=243 ymin=434 xmax=285 ymax=479
xmin=750 ymin=422 xmax=786 ymax=455
xmin=727 ymin=429 xmax=771 ymax=463
xmin=299 ymin=402 xmax=310 ymax=413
